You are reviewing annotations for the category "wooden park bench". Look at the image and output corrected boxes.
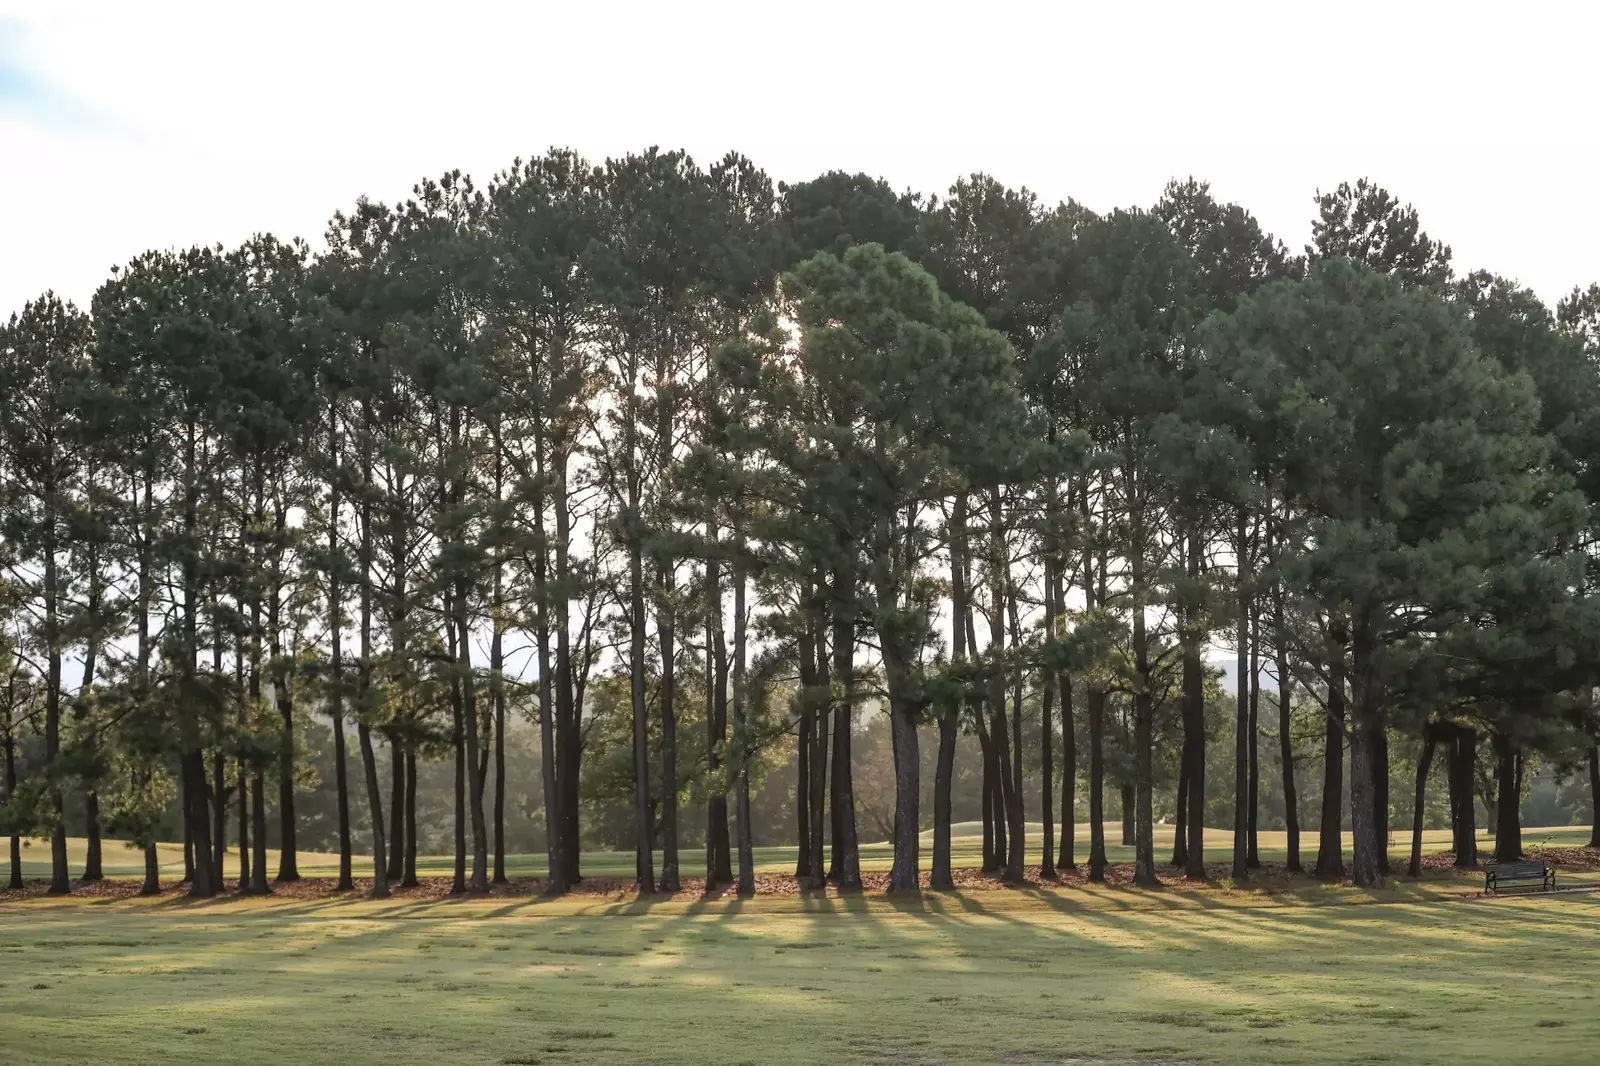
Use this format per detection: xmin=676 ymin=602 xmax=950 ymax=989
xmin=1484 ymin=860 xmax=1556 ymax=895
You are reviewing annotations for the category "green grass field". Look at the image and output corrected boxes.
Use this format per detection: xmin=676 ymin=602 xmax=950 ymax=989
xmin=3 ymin=826 xmax=1600 ymax=1065
xmin=2 ymin=875 xmax=1598 ymax=1065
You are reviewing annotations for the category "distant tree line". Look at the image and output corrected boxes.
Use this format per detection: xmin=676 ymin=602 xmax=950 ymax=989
xmin=4 ymin=150 xmax=1600 ymax=899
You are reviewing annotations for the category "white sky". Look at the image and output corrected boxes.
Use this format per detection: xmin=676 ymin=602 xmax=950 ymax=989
xmin=1 ymin=1 xmax=1596 ymax=317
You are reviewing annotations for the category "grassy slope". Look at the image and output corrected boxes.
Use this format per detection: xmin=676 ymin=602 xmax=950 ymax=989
xmin=2 ymin=879 xmax=1599 ymax=1065
xmin=8 ymin=823 xmax=1596 ymax=882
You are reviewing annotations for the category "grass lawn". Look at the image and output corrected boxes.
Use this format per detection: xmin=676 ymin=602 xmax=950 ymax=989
xmin=3 ymin=830 xmax=1600 ymax=1065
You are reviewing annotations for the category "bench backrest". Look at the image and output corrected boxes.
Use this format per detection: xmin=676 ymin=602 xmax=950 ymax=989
xmin=1486 ymin=862 xmax=1547 ymax=879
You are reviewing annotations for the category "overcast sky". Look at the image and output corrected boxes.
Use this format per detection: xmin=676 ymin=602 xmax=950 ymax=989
xmin=2 ymin=2 xmax=1595 ymax=316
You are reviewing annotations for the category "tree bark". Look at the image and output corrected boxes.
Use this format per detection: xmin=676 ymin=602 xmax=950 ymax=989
xmin=1315 ymin=642 xmax=1346 ymax=880
xmin=43 ymin=485 xmax=69 ymax=896
xmin=491 ymin=596 xmax=508 ymax=886
xmin=732 ymin=560 xmax=754 ymax=897
xmin=1448 ymin=725 xmax=1479 ymax=867
xmin=328 ymin=398 xmax=353 ymax=892
xmin=1232 ymin=511 xmax=1250 ymax=883
xmin=1058 ymin=662 xmax=1076 ymax=870
xmin=1172 ymin=746 xmax=1189 ymax=869
xmin=248 ymin=766 xmax=269 ymax=895
xmin=386 ymin=743 xmax=405 ymax=881
xmin=658 ymin=583 xmax=679 ymax=894
xmin=3 ymin=728 xmax=22 ymax=890
xmin=1408 ymin=727 xmax=1436 ymax=878
xmin=1274 ymin=600 xmax=1300 ymax=872
xmin=1267 ymin=496 xmax=1300 ymax=872
xmin=455 ymin=580 xmax=490 ymax=893
xmin=1346 ymin=626 xmax=1384 ymax=889
xmin=1087 ymin=690 xmax=1107 ymax=882
xmin=796 ymin=694 xmax=813 ymax=880
xmin=140 ymin=841 xmax=160 ymax=896
xmin=1493 ymin=732 xmax=1522 ymax=863
xmin=271 ymin=495 xmax=300 ymax=884
xmin=1040 ymin=570 xmax=1057 ymax=881
xmin=81 ymin=634 xmax=104 ymax=883
xmin=1589 ymin=746 xmax=1600 ymax=850
xmin=830 ymin=570 xmax=861 ymax=890
xmin=208 ymin=752 xmax=223 ymax=889
xmin=403 ymin=748 xmax=419 ymax=887
xmin=705 ymin=525 xmax=731 ymax=891
xmin=1183 ymin=643 xmax=1206 ymax=881
xmin=1247 ymin=599 xmax=1261 ymax=870
xmin=1120 ymin=782 xmax=1136 ymax=848
xmin=808 ymin=620 xmax=829 ymax=889
xmin=1374 ymin=725 xmax=1391 ymax=875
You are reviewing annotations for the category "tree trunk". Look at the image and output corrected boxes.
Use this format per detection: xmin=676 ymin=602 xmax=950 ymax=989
xmin=830 ymin=571 xmax=861 ymax=890
xmin=795 ymin=602 xmax=818 ymax=882
xmin=386 ymin=744 xmax=405 ymax=881
xmin=1183 ymin=641 xmax=1205 ymax=881
xmin=1374 ymin=725 xmax=1391 ymax=875
xmin=1040 ymin=630 xmax=1057 ymax=881
xmin=535 ymin=587 xmax=563 ymax=896
xmin=978 ymin=721 xmax=996 ymax=872
xmin=705 ymin=525 xmax=731 ymax=891
xmin=83 ymin=790 xmax=104 ymax=884
xmin=3 ymin=732 xmax=22 ymax=890
xmin=1449 ymin=726 xmax=1479 ymax=867
xmin=886 ymin=693 xmax=921 ymax=895
xmin=182 ymin=783 xmax=194 ymax=885
xmin=180 ymin=426 xmax=214 ymax=899
xmin=208 ymin=753 xmax=223 ymax=889
xmin=808 ymin=622 xmax=829 ymax=889
xmin=989 ymin=493 xmax=1024 ymax=883
xmin=140 ymin=842 xmax=160 ymax=896
xmin=1172 ymin=747 xmax=1189 ymax=869
xmin=329 ymin=398 xmax=354 ymax=893
xmin=1088 ymin=686 xmax=1107 ymax=882
xmin=732 ymin=561 xmax=754 ymax=897
xmin=454 ymin=577 xmax=489 ymax=893
xmin=1247 ymin=601 xmax=1261 ymax=870
xmin=1347 ymin=628 xmax=1384 ymax=889
xmin=1268 ymin=501 xmax=1300 ymax=872
xmin=238 ymin=755 xmax=250 ymax=891
xmin=356 ymin=396 xmax=387 ymax=898
xmin=626 ymin=409 xmax=654 ymax=897
xmin=1120 ymin=781 xmax=1135 ymax=848
xmin=796 ymin=698 xmax=813 ymax=880
xmin=658 ymin=586 xmax=679 ymax=894
xmin=1493 ymin=732 xmax=1522 ymax=863
xmin=81 ymin=639 xmax=104 ymax=883
xmin=1003 ymin=557 xmax=1026 ymax=884
xmin=1276 ymin=631 xmax=1300 ymax=871
xmin=403 ymin=749 xmax=419 ymax=887
xmin=1058 ymin=663 xmax=1076 ymax=871
xmin=492 ymin=613 xmax=508 ymax=886
xmin=933 ymin=709 xmax=957 ymax=890
xmin=248 ymin=767 xmax=269 ymax=895
xmin=357 ymin=726 xmax=388 ymax=899
xmin=1315 ymin=646 xmax=1346 ymax=880
xmin=271 ymin=496 xmax=299 ymax=884
xmin=1128 ymin=474 xmax=1156 ymax=888
xmin=1408 ymin=728 xmax=1436 ymax=878
xmin=43 ymin=502 xmax=69 ymax=896
xmin=448 ymin=600 xmax=466 ymax=894
xmin=1589 ymin=746 xmax=1600 ymax=850
xmin=1232 ymin=510 xmax=1250 ymax=884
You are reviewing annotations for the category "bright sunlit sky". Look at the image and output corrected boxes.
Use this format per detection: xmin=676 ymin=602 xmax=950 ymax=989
xmin=1 ymin=1 xmax=1596 ymax=317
